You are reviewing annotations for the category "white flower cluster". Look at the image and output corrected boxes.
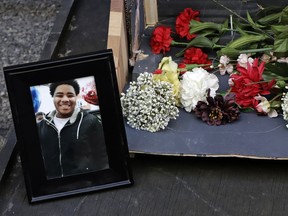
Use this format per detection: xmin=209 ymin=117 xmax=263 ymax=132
xmin=281 ymin=92 xmax=288 ymax=128
xmin=121 ymin=72 xmax=179 ymax=132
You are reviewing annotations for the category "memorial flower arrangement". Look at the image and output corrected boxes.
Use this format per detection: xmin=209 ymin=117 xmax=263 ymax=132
xmin=121 ymin=2 xmax=288 ymax=132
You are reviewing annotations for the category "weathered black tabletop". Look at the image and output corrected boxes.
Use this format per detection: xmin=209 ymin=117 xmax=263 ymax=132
xmin=2 ymin=154 xmax=288 ymax=215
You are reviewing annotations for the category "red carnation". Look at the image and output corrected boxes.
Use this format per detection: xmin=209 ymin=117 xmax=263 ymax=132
xmin=175 ymin=8 xmax=200 ymax=40
xmin=182 ymin=47 xmax=212 ymax=67
xmin=150 ymin=26 xmax=173 ymax=54
xmin=229 ymin=58 xmax=276 ymax=109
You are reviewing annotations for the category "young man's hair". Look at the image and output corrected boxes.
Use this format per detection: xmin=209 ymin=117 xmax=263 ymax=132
xmin=49 ymin=80 xmax=80 ymax=96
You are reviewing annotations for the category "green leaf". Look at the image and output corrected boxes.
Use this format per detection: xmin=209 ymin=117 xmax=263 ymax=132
xmin=239 ymin=47 xmax=273 ymax=54
xmin=197 ymin=29 xmax=219 ymax=37
xmin=280 ymin=6 xmax=288 ymax=23
xmin=223 ymin=19 xmax=229 ymax=29
xmin=263 ymin=62 xmax=288 ymax=80
xmin=175 ymin=36 xmax=214 ymax=57
xmin=212 ymin=36 xmax=221 ymax=45
xmin=247 ymin=11 xmax=266 ymax=28
xmin=274 ymin=32 xmax=288 ymax=53
xmin=226 ymin=34 xmax=268 ymax=49
xmin=276 ymin=31 xmax=288 ymax=39
xmin=257 ymin=11 xmax=282 ymax=25
xmin=246 ymin=11 xmax=255 ymax=25
xmin=187 ymin=36 xmax=214 ymax=48
xmin=271 ymin=25 xmax=288 ymax=35
xmin=235 ymin=25 xmax=248 ymax=36
xmin=217 ymin=47 xmax=240 ymax=58
xmin=247 ymin=11 xmax=265 ymax=30
xmin=189 ymin=20 xmax=223 ymax=34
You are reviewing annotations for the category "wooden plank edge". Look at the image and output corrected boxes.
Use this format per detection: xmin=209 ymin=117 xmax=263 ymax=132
xmin=107 ymin=0 xmax=129 ymax=92
xmin=143 ymin=0 xmax=158 ymax=26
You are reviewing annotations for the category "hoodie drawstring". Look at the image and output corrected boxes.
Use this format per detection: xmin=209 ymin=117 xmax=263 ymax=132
xmin=76 ymin=112 xmax=83 ymax=139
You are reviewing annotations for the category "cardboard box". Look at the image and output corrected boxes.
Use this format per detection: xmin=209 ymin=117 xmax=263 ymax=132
xmin=126 ymin=0 xmax=288 ymax=159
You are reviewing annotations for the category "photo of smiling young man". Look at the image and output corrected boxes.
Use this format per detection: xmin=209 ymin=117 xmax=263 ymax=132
xmin=33 ymin=78 xmax=109 ymax=179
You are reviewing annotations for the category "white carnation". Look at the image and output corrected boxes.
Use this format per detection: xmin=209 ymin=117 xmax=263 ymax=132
xmin=180 ymin=67 xmax=219 ymax=112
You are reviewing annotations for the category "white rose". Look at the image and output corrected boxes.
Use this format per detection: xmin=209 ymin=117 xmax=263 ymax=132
xmin=180 ymin=67 xmax=219 ymax=112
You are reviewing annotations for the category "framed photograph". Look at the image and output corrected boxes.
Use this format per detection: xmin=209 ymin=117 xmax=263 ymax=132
xmin=4 ymin=49 xmax=133 ymax=203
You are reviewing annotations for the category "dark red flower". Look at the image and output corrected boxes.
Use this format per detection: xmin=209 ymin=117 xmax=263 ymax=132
xmin=84 ymin=90 xmax=98 ymax=105
xmin=195 ymin=93 xmax=240 ymax=126
xmin=175 ymin=8 xmax=200 ymax=40
xmin=150 ymin=26 xmax=173 ymax=54
xmin=229 ymin=58 xmax=276 ymax=108
xmin=182 ymin=47 xmax=212 ymax=67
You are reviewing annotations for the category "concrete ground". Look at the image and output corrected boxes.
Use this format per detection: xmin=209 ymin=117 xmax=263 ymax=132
xmin=0 ymin=0 xmax=61 ymax=150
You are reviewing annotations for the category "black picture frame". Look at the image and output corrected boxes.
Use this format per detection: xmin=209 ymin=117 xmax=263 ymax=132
xmin=3 ymin=49 xmax=133 ymax=203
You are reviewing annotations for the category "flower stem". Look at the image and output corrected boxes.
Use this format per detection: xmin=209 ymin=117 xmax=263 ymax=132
xmin=269 ymin=93 xmax=282 ymax=103
xmin=183 ymin=64 xmax=211 ymax=71
xmin=239 ymin=47 xmax=273 ymax=54
xmin=213 ymin=44 xmax=226 ymax=49
xmin=244 ymin=80 xmax=274 ymax=85
xmin=171 ymin=41 xmax=189 ymax=46
xmin=222 ymin=28 xmax=262 ymax=35
xmin=211 ymin=0 xmax=274 ymax=40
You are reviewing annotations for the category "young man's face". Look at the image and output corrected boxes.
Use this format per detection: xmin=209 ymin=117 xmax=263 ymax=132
xmin=53 ymin=84 xmax=77 ymax=118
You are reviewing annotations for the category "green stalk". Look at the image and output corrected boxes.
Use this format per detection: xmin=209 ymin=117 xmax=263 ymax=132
xmin=210 ymin=0 xmax=274 ymax=40
xmin=171 ymin=41 xmax=189 ymax=46
xmin=244 ymin=80 xmax=274 ymax=85
xmin=239 ymin=47 xmax=273 ymax=54
xmin=222 ymin=28 xmax=263 ymax=35
xmin=269 ymin=93 xmax=282 ymax=103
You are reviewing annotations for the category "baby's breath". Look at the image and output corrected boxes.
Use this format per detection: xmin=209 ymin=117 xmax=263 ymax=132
xmin=281 ymin=93 xmax=288 ymax=128
xmin=121 ymin=72 xmax=179 ymax=132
